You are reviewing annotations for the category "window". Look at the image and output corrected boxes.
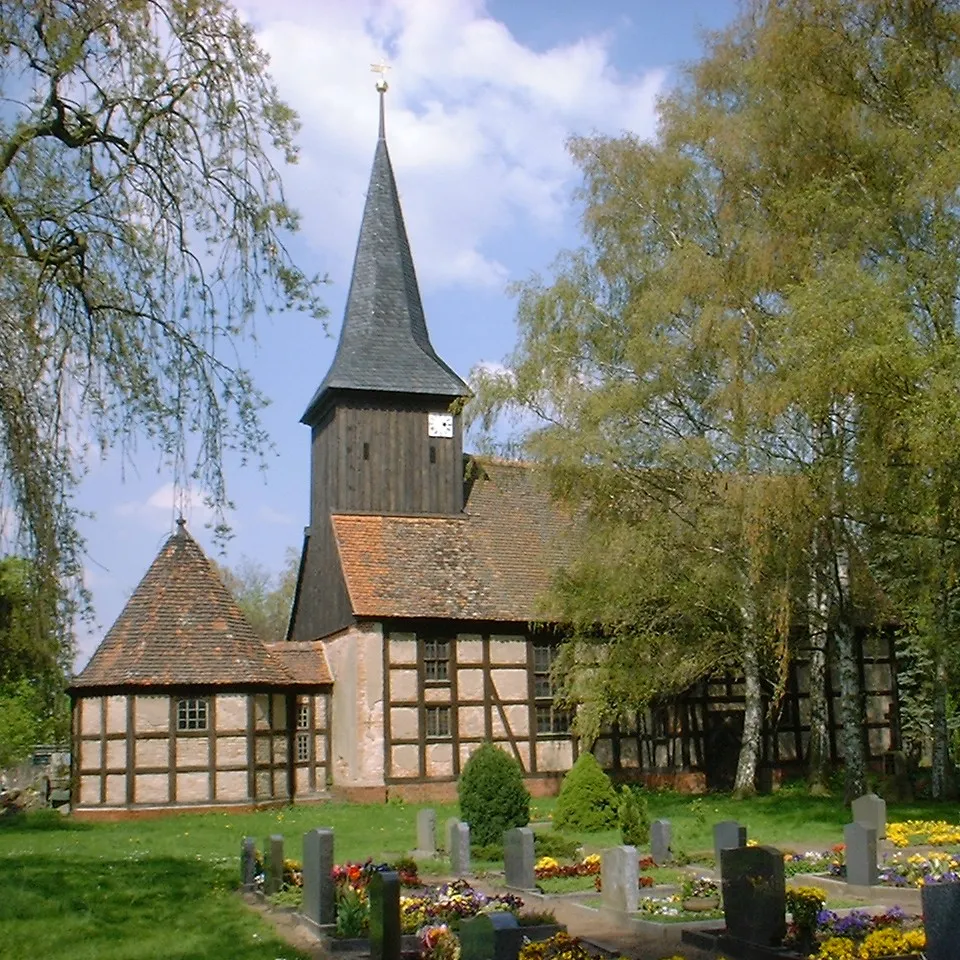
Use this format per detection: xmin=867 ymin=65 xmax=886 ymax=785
xmin=296 ymin=732 xmax=310 ymax=762
xmin=425 ymin=706 xmax=451 ymax=738
xmin=533 ymin=643 xmax=558 ymax=698
xmin=533 ymin=643 xmax=570 ymax=735
xmin=297 ymin=698 xmax=310 ymax=731
xmin=535 ymin=704 xmax=571 ymax=735
xmin=176 ymin=698 xmax=208 ymax=731
xmin=423 ymin=639 xmax=450 ymax=682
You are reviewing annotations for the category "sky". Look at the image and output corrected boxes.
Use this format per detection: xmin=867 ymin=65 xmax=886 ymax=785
xmin=72 ymin=0 xmax=740 ymax=669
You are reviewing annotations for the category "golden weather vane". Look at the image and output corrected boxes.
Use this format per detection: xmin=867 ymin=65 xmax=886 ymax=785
xmin=371 ymin=59 xmax=391 ymax=93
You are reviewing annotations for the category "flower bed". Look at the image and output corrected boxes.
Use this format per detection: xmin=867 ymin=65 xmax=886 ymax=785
xmin=519 ymin=931 xmax=627 ymax=960
xmin=887 ymin=819 xmax=960 ymax=848
xmin=634 ymin=878 xmax=722 ymax=921
xmin=535 ymin=853 xmax=657 ymax=892
xmin=812 ymin=906 xmax=925 ymax=959
xmin=400 ymin=880 xmax=523 ymax=933
xmin=878 ymin=851 xmax=960 ymax=887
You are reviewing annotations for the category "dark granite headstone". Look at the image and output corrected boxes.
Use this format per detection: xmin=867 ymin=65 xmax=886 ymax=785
xmin=460 ymin=911 xmax=520 ymax=960
xmin=720 ymin=845 xmax=786 ymax=946
xmin=844 ymin=822 xmax=878 ymax=887
xmin=851 ymin=793 xmax=886 ymax=840
xmin=416 ymin=809 xmax=437 ymax=856
xmin=241 ymin=836 xmax=257 ymax=891
xmin=922 ymin=881 xmax=960 ymax=960
xmin=369 ymin=870 xmax=401 ymax=960
xmin=651 ymin=819 xmax=671 ymax=865
xmin=504 ymin=827 xmax=536 ymax=890
xmin=302 ymin=827 xmax=335 ymax=927
xmin=450 ymin=821 xmax=471 ymax=876
xmin=266 ymin=834 xmax=284 ymax=895
xmin=713 ymin=820 xmax=747 ymax=867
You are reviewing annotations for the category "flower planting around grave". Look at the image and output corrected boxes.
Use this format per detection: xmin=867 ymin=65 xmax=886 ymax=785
xmin=633 ymin=877 xmax=721 ymax=920
xmin=399 ymin=879 xmax=523 ymax=934
xmin=807 ymin=906 xmax=925 ymax=959
xmin=886 ymin=819 xmax=960 ymax=848
xmin=518 ymin=931 xmax=627 ymax=960
xmin=878 ymin=851 xmax=960 ymax=886
xmin=419 ymin=923 xmax=461 ymax=960
xmin=535 ymin=853 xmax=657 ymax=892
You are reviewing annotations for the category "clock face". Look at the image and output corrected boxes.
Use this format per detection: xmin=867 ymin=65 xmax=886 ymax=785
xmin=428 ymin=413 xmax=454 ymax=438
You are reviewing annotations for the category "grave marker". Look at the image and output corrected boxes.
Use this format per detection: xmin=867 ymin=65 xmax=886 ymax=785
xmin=844 ymin=822 xmax=878 ymax=887
xmin=460 ymin=910 xmax=520 ymax=960
xmin=600 ymin=845 xmax=639 ymax=914
xmin=504 ymin=827 xmax=536 ymax=890
xmin=450 ymin=821 xmax=471 ymax=876
xmin=416 ymin=808 xmax=437 ymax=857
xmin=240 ymin=836 xmax=257 ymax=891
xmin=265 ymin=834 xmax=284 ymax=895
xmin=302 ymin=827 xmax=335 ymax=927
xmin=651 ymin=819 xmax=671 ymax=865
xmin=720 ymin=845 xmax=786 ymax=946
xmin=922 ymin=881 xmax=960 ymax=960
xmin=851 ymin=793 xmax=886 ymax=840
xmin=713 ymin=820 xmax=747 ymax=867
xmin=369 ymin=870 xmax=401 ymax=960
xmin=446 ymin=816 xmax=460 ymax=854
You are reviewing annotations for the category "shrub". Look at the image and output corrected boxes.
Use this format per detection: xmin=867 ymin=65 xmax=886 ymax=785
xmin=552 ymin=752 xmax=619 ymax=833
xmin=619 ymin=786 xmax=650 ymax=847
xmin=534 ymin=831 xmax=582 ymax=861
xmin=458 ymin=743 xmax=531 ymax=846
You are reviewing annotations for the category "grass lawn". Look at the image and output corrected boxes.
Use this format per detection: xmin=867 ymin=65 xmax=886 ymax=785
xmin=1 ymin=788 xmax=953 ymax=958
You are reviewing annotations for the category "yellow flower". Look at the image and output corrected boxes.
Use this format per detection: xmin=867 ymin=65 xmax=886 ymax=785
xmin=535 ymin=856 xmax=559 ymax=871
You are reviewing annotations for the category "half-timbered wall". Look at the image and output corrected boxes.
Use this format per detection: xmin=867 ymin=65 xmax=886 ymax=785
xmin=73 ymin=690 xmax=331 ymax=810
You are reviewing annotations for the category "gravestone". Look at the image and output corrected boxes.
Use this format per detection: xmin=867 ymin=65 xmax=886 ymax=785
xmin=460 ymin=910 xmax=520 ymax=960
xmin=601 ymin=845 xmax=639 ymax=914
xmin=851 ymin=792 xmax=887 ymax=840
xmin=265 ymin=834 xmax=285 ymax=895
xmin=922 ymin=881 xmax=960 ymax=960
xmin=416 ymin=808 xmax=437 ymax=857
xmin=446 ymin=816 xmax=460 ymax=854
xmin=302 ymin=827 xmax=335 ymax=927
xmin=504 ymin=827 xmax=536 ymax=890
xmin=844 ymin=822 xmax=878 ymax=887
xmin=651 ymin=820 xmax=671 ymax=865
xmin=720 ymin=845 xmax=786 ymax=946
xmin=369 ymin=870 xmax=401 ymax=960
xmin=713 ymin=820 xmax=747 ymax=867
xmin=450 ymin=821 xmax=471 ymax=876
xmin=240 ymin=836 xmax=257 ymax=891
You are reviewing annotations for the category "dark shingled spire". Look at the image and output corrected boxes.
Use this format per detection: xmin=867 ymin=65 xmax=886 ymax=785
xmin=302 ymin=86 xmax=469 ymax=425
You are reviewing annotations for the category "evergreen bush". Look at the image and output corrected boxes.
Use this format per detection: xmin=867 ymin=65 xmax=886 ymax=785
xmin=533 ymin=831 xmax=582 ymax=861
xmin=618 ymin=785 xmax=650 ymax=847
xmin=457 ymin=743 xmax=531 ymax=846
xmin=552 ymin=752 xmax=619 ymax=832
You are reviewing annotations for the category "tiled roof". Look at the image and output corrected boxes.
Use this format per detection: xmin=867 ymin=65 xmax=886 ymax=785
xmin=302 ymin=103 xmax=468 ymax=425
xmin=331 ymin=459 xmax=572 ymax=621
xmin=71 ymin=523 xmax=308 ymax=689
xmin=265 ymin=641 xmax=333 ymax=685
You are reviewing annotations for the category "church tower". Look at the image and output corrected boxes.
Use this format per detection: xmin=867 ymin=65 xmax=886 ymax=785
xmin=289 ymin=75 xmax=470 ymax=642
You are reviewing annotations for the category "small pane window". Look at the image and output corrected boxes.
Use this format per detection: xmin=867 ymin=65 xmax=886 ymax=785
xmin=297 ymin=699 xmax=310 ymax=730
xmin=177 ymin=698 xmax=208 ymax=731
xmin=423 ymin=639 xmax=450 ymax=682
xmin=533 ymin=643 xmax=558 ymax=698
xmin=296 ymin=731 xmax=310 ymax=762
xmin=425 ymin=706 xmax=451 ymax=739
xmin=536 ymin=705 xmax=570 ymax=735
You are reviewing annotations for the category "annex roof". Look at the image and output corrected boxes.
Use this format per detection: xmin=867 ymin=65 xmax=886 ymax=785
xmin=71 ymin=521 xmax=328 ymax=689
xmin=331 ymin=459 xmax=572 ymax=622
xmin=265 ymin=640 xmax=333 ymax=686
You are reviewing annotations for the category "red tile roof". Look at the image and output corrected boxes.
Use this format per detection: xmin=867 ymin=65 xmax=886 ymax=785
xmin=332 ymin=459 xmax=571 ymax=621
xmin=71 ymin=523 xmax=329 ymax=689
xmin=265 ymin=641 xmax=333 ymax=685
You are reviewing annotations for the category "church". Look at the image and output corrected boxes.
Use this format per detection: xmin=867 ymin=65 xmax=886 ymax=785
xmin=68 ymin=84 xmax=900 ymax=814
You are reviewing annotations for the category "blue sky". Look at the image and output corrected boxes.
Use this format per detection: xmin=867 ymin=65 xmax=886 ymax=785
xmin=73 ymin=0 xmax=739 ymax=667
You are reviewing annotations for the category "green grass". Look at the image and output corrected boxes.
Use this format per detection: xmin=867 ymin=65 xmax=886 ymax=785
xmin=537 ymin=875 xmax=598 ymax=894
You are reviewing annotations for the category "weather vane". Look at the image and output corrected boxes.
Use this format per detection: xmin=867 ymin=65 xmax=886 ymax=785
xmin=371 ymin=59 xmax=390 ymax=93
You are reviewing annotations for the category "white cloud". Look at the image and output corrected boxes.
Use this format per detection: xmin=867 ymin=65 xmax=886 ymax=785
xmin=237 ymin=0 xmax=665 ymax=291
xmin=115 ymin=482 xmax=217 ymax=532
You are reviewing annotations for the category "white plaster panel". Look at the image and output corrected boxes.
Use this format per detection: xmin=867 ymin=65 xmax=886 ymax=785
xmin=458 ymin=705 xmax=485 ymax=738
xmin=216 ymin=770 xmax=247 ymax=801
xmin=620 ymin=739 xmax=639 ymax=768
xmin=273 ymin=768 xmax=288 ymax=797
xmin=216 ymin=694 xmax=247 ymax=731
xmin=105 ymin=774 xmax=125 ymax=804
xmin=514 ymin=742 xmax=531 ymax=771
xmin=255 ymin=736 xmax=270 ymax=763
xmin=80 ymin=775 xmax=100 ymax=805
xmin=135 ymin=696 xmax=168 ymax=733
xmin=176 ymin=771 xmax=209 ymax=803
xmin=272 ymin=694 xmax=287 ymax=730
xmin=105 ymin=695 xmax=127 ymax=734
xmin=460 ymin=742 xmax=482 ymax=767
xmin=536 ymin=740 xmax=573 ymax=773
xmin=216 ymin=736 xmax=247 ymax=766
xmin=80 ymin=740 xmax=101 ymax=770
xmin=390 ymin=669 xmax=419 ymax=702
xmin=391 ymin=707 xmax=419 ymax=740
xmin=105 ymin=739 xmax=126 ymax=769
xmin=504 ymin=704 xmax=529 ymax=736
xmin=136 ymin=738 xmax=168 ymax=769
xmin=426 ymin=743 xmax=453 ymax=778
xmin=314 ymin=695 xmax=327 ymax=728
xmin=255 ymin=770 xmax=271 ymax=797
xmin=273 ymin=735 xmax=288 ymax=764
xmin=391 ymin=744 xmax=419 ymax=777
xmin=489 ymin=639 xmax=528 ymax=664
xmin=456 ymin=638 xmax=483 ymax=663
xmin=389 ymin=634 xmax=418 ymax=663
xmin=457 ymin=669 xmax=484 ymax=700
xmin=176 ymin=737 xmax=207 ymax=768
xmin=136 ymin=773 xmax=168 ymax=803
xmin=593 ymin=740 xmax=613 ymax=767
xmin=314 ymin=735 xmax=326 ymax=762
xmin=491 ymin=669 xmax=528 ymax=701
xmin=295 ymin=766 xmax=311 ymax=794
xmin=424 ymin=687 xmax=450 ymax=704
xmin=254 ymin=694 xmax=270 ymax=730
xmin=79 ymin=697 xmax=102 ymax=736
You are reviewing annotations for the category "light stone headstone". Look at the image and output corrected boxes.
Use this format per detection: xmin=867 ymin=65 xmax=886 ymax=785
xmin=720 ymin=845 xmax=786 ymax=946
xmin=416 ymin=808 xmax=437 ymax=856
xmin=922 ymin=881 xmax=960 ymax=960
xmin=369 ymin=870 xmax=401 ymax=960
xmin=266 ymin=834 xmax=285 ymax=895
xmin=302 ymin=827 xmax=335 ymax=927
xmin=713 ymin=820 xmax=747 ymax=867
xmin=600 ymin=845 xmax=639 ymax=914
xmin=844 ymin=822 xmax=878 ymax=887
xmin=851 ymin=793 xmax=886 ymax=840
xmin=503 ymin=827 xmax=536 ymax=890
xmin=446 ymin=816 xmax=460 ymax=854
xmin=650 ymin=819 xmax=671 ymax=865
xmin=450 ymin=821 xmax=471 ymax=876
xmin=240 ymin=836 xmax=257 ymax=891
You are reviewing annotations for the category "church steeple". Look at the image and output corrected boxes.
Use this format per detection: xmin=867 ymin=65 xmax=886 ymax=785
xmin=301 ymin=73 xmax=468 ymax=425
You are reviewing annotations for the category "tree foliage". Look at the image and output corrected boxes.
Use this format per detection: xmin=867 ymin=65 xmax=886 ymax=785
xmin=218 ymin=548 xmax=298 ymax=644
xmin=0 ymin=0 xmax=325 ymax=653
xmin=457 ymin=743 xmax=530 ymax=846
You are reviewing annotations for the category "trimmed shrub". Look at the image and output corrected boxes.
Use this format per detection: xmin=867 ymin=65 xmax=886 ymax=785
xmin=552 ymin=752 xmax=619 ymax=833
xmin=458 ymin=743 xmax=531 ymax=846
xmin=618 ymin=785 xmax=650 ymax=847
xmin=533 ymin=831 xmax=582 ymax=861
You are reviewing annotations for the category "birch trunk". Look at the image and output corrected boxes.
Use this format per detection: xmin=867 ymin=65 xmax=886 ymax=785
xmin=733 ymin=633 xmax=762 ymax=797
xmin=806 ymin=626 xmax=831 ymax=795
xmin=834 ymin=543 xmax=866 ymax=804
xmin=930 ymin=644 xmax=954 ymax=800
